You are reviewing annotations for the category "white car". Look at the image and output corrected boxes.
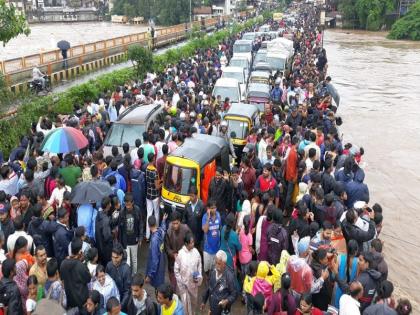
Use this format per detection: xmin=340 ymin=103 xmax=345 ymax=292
xmin=233 ymin=39 xmax=253 ymax=63
xmin=212 ymin=77 xmax=243 ymax=103
xmin=228 ymin=56 xmax=250 ymax=79
xmin=221 ymin=66 xmax=247 ymax=100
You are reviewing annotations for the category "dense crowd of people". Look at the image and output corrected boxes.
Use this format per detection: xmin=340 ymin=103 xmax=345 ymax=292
xmin=0 ymin=3 xmax=414 ymax=315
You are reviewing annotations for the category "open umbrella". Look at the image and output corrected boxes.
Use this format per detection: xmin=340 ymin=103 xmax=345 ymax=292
xmin=41 ymin=127 xmax=88 ymax=154
xmin=71 ymin=180 xmax=113 ymax=204
xmin=57 ymin=40 xmax=70 ymax=50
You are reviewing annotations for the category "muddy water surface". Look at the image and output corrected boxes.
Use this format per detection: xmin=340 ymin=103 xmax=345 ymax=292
xmin=324 ymin=29 xmax=420 ymax=309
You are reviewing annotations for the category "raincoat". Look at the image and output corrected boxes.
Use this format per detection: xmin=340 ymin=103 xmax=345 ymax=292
xmin=251 ymin=261 xmax=280 ymax=300
xmin=174 ymin=245 xmax=203 ymax=315
xmin=286 ymin=255 xmax=312 ymax=295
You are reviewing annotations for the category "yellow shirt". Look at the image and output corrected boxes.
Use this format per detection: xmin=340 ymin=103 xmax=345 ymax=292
xmin=162 ymin=300 xmax=176 ymax=315
xmin=29 ymin=263 xmax=47 ymax=286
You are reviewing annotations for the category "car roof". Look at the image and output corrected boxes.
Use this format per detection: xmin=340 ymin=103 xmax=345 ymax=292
xmin=116 ymin=103 xmax=162 ymax=124
xmin=170 ymin=134 xmax=228 ymax=166
xmin=230 ymin=56 xmax=248 ymax=61
xmin=250 ymin=71 xmax=270 ymax=78
xmin=254 ymin=62 xmax=272 ymax=68
xmin=214 ymin=77 xmax=239 ymax=87
xmin=256 ymin=49 xmax=267 ymax=55
xmin=222 ymin=66 xmax=244 ymax=73
xmin=225 ymin=103 xmax=259 ymax=118
xmin=234 ymin=39 xmax=253 ymax=45
xmin=248 ymin=82 xmax=270 ymax=92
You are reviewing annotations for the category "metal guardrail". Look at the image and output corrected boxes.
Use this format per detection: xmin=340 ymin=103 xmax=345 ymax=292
xmin=0 ymin=16 xmax=221 ymax=77
xmin=1 ymin=16 xmax=227 ymax=87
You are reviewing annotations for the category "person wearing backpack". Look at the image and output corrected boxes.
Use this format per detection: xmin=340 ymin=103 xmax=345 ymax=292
xmin=122 ymin=273 xmax=158 ymax=315
xmin=267 ymin=209 xmax=288 ymax=266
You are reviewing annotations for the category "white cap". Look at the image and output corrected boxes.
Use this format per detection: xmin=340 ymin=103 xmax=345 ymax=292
xmin=354 ymin=201 xmax=367 ymax=210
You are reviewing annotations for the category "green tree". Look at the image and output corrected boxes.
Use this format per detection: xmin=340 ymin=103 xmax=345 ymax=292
xmin=389 ymin=1 xmax=420 ymax=40
xmin=127 ymin=45 xmax=153 ymax=78
xmin=355 ymin=0 xmax=394 ymax=30
xmin=339 ymin=0 xmax=358 ymax=26
xmin=0 ymin=0 xmax=30 ymax=46
xmin=157 ymin=0 xmax=192 ymax=25
xmin=123 ymin=2 xmax=136 ymax=18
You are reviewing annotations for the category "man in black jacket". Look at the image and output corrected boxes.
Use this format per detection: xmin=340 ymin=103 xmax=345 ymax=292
xmin=208 ymin=168 xmax=230 ymax=223
xmin=60 ymin=238 xmax=91 ymax=310
xmin=27 ymin=204 xmax=53 ymax=257
xmin=0 ymin=202 xmax=14 ymax=251
xmin=341 ymin=208 xmax=376 ymax=254
xmin=96 ymin=196 xmax=113 ymax=266
xmin=119 ymin=193 xmax=143 ymax=275
xmin=182 ymin=187 xmax=205 ymax=249
xmin=106 ymin=243 xmax=132 ymax=302
xmin=201 ymin=250 xmax=237 ymax=315
xmin=0 ymin=258 xmax=24 ymax=315
xmin=122 ymin=273 xmax=157 ymax=315
xmin=52 ymin=207 xmax=73 ymax=266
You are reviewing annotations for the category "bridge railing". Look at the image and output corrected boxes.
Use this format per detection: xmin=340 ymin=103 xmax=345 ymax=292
xmin=0 ymin=15 xmax=226 ymax=84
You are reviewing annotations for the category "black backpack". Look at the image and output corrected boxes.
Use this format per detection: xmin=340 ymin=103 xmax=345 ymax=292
xmin=0 ymin=280 xmax=10 ymax=307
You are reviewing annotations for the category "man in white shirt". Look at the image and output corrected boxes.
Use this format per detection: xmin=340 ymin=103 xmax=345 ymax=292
xmin=130 ymin=139 xmax=142 ymax=166
xmin=32 ymin=66 xmax=46 ymax=89
xmin=304 ymin=131 xmax=321 ymax=160
xmin=7 ymin=216 xmax=34 ymax=254
xmin=339 ymin=281 xmax=363 ymax=315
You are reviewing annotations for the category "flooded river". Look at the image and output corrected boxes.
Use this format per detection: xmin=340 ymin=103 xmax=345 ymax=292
xmin=0 ymin=22 xmax=150 ymax=60
xmin=324 ymin=29 xmax=420 ymax=308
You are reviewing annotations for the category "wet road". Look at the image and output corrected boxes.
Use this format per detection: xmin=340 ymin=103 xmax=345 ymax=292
xmin=324 ymin=29 xmax=420 ymax=309
xmin=0 ymin=22 xmax=150 ymax=60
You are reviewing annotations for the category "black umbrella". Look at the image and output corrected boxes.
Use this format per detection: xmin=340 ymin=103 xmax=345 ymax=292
xmin=70 ymin=180 xmax=113 ymax=204
xmin=57 ymin=40 xmax=71 ymax=50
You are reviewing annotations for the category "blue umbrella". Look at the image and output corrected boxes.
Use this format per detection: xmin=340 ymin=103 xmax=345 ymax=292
xmin=40 ymin=127 xmax=88 ymax=154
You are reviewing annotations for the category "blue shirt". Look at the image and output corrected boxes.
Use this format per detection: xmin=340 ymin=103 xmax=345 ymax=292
xmin=77 ymin=204 xmax=97 ymax=239
xmin=202 ymin=211 xmax=221 ymax=255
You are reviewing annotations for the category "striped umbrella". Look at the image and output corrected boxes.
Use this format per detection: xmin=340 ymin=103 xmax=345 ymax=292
xmin=41 ymin=127 xmax=88 ymax=154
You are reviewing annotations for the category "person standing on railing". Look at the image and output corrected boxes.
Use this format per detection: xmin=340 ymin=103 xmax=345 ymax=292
xmin=151 ymin=27 xmax=155 ymax=49
xmin=61 ymin=48 xmax=68 ymax=69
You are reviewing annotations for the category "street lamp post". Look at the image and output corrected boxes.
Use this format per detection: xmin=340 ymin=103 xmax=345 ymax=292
xmin=189 ymin=0 xmax=192 ymax=30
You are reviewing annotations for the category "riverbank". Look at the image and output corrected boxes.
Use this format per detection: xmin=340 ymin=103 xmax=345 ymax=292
xmin=324 ymin=28 xmax=420 ymax=311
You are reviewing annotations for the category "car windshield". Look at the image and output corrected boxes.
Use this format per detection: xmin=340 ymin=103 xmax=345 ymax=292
xmin=230 ymin=59 xmax=247 ymax=69
xmin=254 ymin=52 xmax=267 ymax=63
xmin=227 ymin=120 xmax=249 ymax=139
xmin=242 ymin=33 xmax=255 ymax=40
xmin=213 ymin=86 xmax=240 ymax=102
xmin=233 ymin=43 xmax=252 ymax=53
xmin=104 ymin=123 xmax=145 ymax=147
xmin=222 ymin=71 xmax=244 ymax=83
xmin=164 ymin=163 xmax=197 ymax=195
xmin=267 ymin=56 xmax=286 ymax=70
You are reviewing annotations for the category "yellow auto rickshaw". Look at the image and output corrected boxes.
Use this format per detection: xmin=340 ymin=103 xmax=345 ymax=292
xmin=224 ymin=103 xmax=260 ymax=162
xmin=161 ymin=134 xmax=230 ymax=211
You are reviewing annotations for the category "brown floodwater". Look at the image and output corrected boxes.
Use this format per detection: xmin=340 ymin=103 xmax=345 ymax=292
xmin=324 ymin=29 xmax=420 ymax=309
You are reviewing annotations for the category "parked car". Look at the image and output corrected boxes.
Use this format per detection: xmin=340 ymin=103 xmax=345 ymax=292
xmin=229 ymin=56 xmax=251 ymax=79
xmin=102 ymin=103 xmax=164 ymax=156
xmin=212 ymin=77 xmax=243 ymax=103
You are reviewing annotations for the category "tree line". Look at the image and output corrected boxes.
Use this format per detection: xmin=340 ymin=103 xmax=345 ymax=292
xmin=338 ymin=0 xmax=398 ymax=30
